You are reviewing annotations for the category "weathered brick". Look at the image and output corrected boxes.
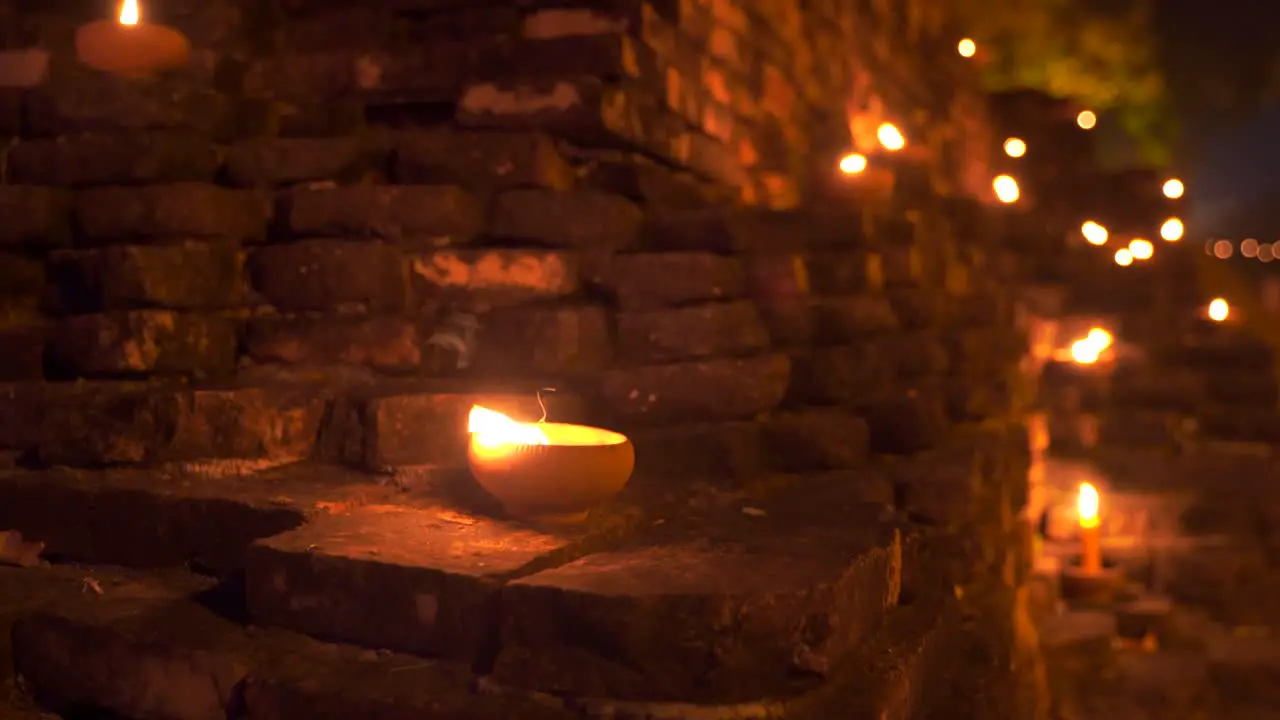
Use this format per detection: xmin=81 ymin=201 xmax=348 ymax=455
xmin=881 ymin=244 xmax=925 ymax=286
xmin=0 ymin=252 xmax=45 ymax=296
xmin=488 ymin=189 xmax=643 ymax=251
xmin=470 ymin=306 xmax=611 ymax=377
xmin=409 ymin=249 xmax=578 ymax=305
xmin=628 ymin=421 xmax=764 ymax=483
xmin=889 ymin=288 xmax=945 ymax=329
xmin=75 ymin=184 xmax=268 ymax=243
xmin=493 ymin=492 xmax=901 ymax=702
xmin=224 ymin=136 xmax=382 ymax=187
xmin=640 ymin=209 xmax=796 ymax=253
xmin=790 ymin=345 xmax=896 ymax=406
xmin=742 ymin=251 xmax=813 ymax=346
xmin=7 ymin=383 xmax=327 ymax=467
xmin=46 ymin=244 xmax=244 ymax=312
xmin=0 ymin=187 xmax=71 ymax=247
xmin=596 ymin=252 xmax=745 ymax=310
xmin=864 ymin=385 xmax=950 ymax=454
xmin=7 ymin=132 xmax=220 ymax=186
xmin=249 ymin=241 xmax=408 ymax=312
xmin=25 ymin=73 xmax=228 ymax=135
xmin=46 ymin=311 xmax=237 ymax=378
xmin=243 ymin=315 xmax=424 ymax=371
xmin=805 ymin=250 xmax=885 ymax=294
xmin=595 ymin=354 xmax=789 ymax=422
xmin=245 ymin=46 xmax=475 ymax=104
xmin=615 ymin=301 xmax=769 ymax=364
xmin=456 ymin=78 xmax=661 ymax=148
xmin=27 ymin=383 xmax=180 ymax=465
xmin=0 ymin=323 xmax=47 ymax=380
xmin=814 ymin=295 xmax=900 ymax=340
xmin=164 ymin=387 xmax=327 ymax=464
xmin=246 ymin=506 xmax=569 ymax=662
xmin=764 ymin=409 xmax=870 ymax=471
xmin=336 ymin=390 xmax=582 ymax=469
xmin=887 ymin=331 xmax=950 ymax=379
xmin=286 ymin=185 xmax=483 ymax=244
xmin=392 ymin=129 xmax=574 ymax=191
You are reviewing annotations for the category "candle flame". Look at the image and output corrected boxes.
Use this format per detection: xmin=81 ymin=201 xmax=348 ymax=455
xmin=468 ymin=405 xmax=548 ymax=448
xmin=1077 ymin=482 xmax=1100 ymax=528
xmin=119 ymin=0 xmax=140 ymax=25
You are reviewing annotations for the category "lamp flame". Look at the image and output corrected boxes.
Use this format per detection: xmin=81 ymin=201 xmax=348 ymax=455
xmin=468 ymin=405 xmax=549 ymax=448
xmin=119 ymin=0 xmax=139 ymax=25
xmin=1077 ymin=482 xmax=1100 ymax=529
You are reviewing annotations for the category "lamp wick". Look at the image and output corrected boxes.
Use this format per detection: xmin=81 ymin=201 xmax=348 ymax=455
xmin=536 ymin=387 xmax=556 ymax=424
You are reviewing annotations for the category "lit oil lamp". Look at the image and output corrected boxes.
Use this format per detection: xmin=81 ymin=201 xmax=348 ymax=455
xmin=1077 ymin=482 xmax=1102 ymax=573
xmin=75 ymin=0 xmax=191 ymax=78
xmin=1060 ymin=480 xmax=1125 ymax=606
xmin=466 ymin=405 xmax=633 ymax=525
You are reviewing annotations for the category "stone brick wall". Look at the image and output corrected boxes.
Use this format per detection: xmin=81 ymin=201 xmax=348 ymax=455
xmin=0 ymin=2 xmax=1054 ymax=716
xmin=0 ymin=0 xmax=1025 ymax=482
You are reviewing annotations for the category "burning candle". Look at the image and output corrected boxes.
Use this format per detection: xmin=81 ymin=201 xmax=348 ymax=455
xmin=1077 ymin=482 xmax=1102 ymax=573
xmin=75 ymin=0 xmax=191 ymax=77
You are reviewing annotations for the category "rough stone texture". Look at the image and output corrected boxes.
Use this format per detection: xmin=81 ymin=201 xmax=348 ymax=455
xmin=764 ymin=409 xmax=871 ymax=471
xmin=410 ymin=248 xmax=579 ymax=306
xmin=488 ymin=189 xmax=643 ymax=251
xmin=392 ymin=129 xmax=575 ymax=191
xmin=595 ymin=354 xmax=791 ymax=422
xmin=627 ymin=421 xmax=765 ymax=484
xmin=328 ymin=388 xmax=583 ymax=470
xmin=7 ymin=132 xmax=221 ymax=186
xmin=0 ymin=186 xmax=71 ymax=247
xmin=0 ymin=464 xmax=392 ymax=570
xmin=493 ymin=490 xmax=904 ymax=702
xmin=596 ymin=252 xmax=747 ymax=310
xmin=46 ymin=311 xmax=237 ymax=378
xmin=245 ymin=505 xmax=571 ymax=662
xmin=75 ymin=184 xmax=268 ymax=243
xmin=249 ymin=241 xmax=409 ymax=312
xmin=243 ymin=315 xmax=425 ymax=371
xmin=470 ymin=305 xmax=613 ymax=378
xmin=286 ymin=185 xmax=484 ymax=244
xmin=3 ymin=383 xmax=326 ymax=467
xmin=4 ymin=568 xmax=571 ymax=720
xmin=614 ymin=301 xmax=770 ymax=364
xmin=224 ymin=136 xmax=381 ymax=187
xmin=46 ymin=244 xmax=245 ymax=312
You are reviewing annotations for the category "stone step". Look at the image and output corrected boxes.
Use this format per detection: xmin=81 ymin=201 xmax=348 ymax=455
xmin=0 ymin=464 xmax=398 ymax=572
xmin=3 ymin=563 xmax=960 ymax=720
xmin=3 ymin=566 xmax=572 ymax=720
xmin=244 ymin=481 xmax=917 ymax=704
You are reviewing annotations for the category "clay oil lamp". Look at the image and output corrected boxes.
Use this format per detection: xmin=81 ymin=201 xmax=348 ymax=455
xmin=1060 ymin=481 xmax=1125 ymax=606
xmin=466 ymin=405 xmax=633 ymax=525
xmin=75 ymin=0 xmax=191 ymax=78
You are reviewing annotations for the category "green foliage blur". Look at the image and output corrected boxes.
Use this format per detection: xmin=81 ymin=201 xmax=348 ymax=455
xmin=954 ymin=0 xmax=1176 ymax=165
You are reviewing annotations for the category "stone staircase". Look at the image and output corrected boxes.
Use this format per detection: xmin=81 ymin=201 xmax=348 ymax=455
xmin=0 ymin=0 xmax=1041 ymax=716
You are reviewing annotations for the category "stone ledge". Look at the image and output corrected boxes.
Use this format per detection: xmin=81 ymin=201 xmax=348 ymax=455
xmin=244 ymin=505 xmax=577 ymax=664
xmin=492 ymin=489 xmax=906 ymax=703
xmin=0 ymin=382 xmax=328 ymax=467
xmin=4 ymin=567 xmax=571 ymax=720
xmin=0 ymin=464 xmax=396 ymax=571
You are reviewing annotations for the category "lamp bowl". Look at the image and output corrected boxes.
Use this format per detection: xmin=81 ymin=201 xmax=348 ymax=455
xmin=467 ymin=422 xmax=634 ymax=524
xmin=75 ymin=19 xmax=191 ymax=78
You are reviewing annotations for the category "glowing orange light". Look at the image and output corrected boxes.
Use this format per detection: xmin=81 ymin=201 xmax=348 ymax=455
xmin=1162 ymin=179 xmax=1184 ymax=199
xmin=1208 ymin=298 xmax=1229 ymax=322
xmin=1077 ymin=110 xmax=1097 ymax=130
xmin=468 ymin=406 xmax=549 ymax=450
xmin=957 ymin=38 xmax=976 ymax=57
xmin=838 ymin=152 xmax=867 ymax=175
xmin=877 ymin=123 xmax=906 ymax=151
